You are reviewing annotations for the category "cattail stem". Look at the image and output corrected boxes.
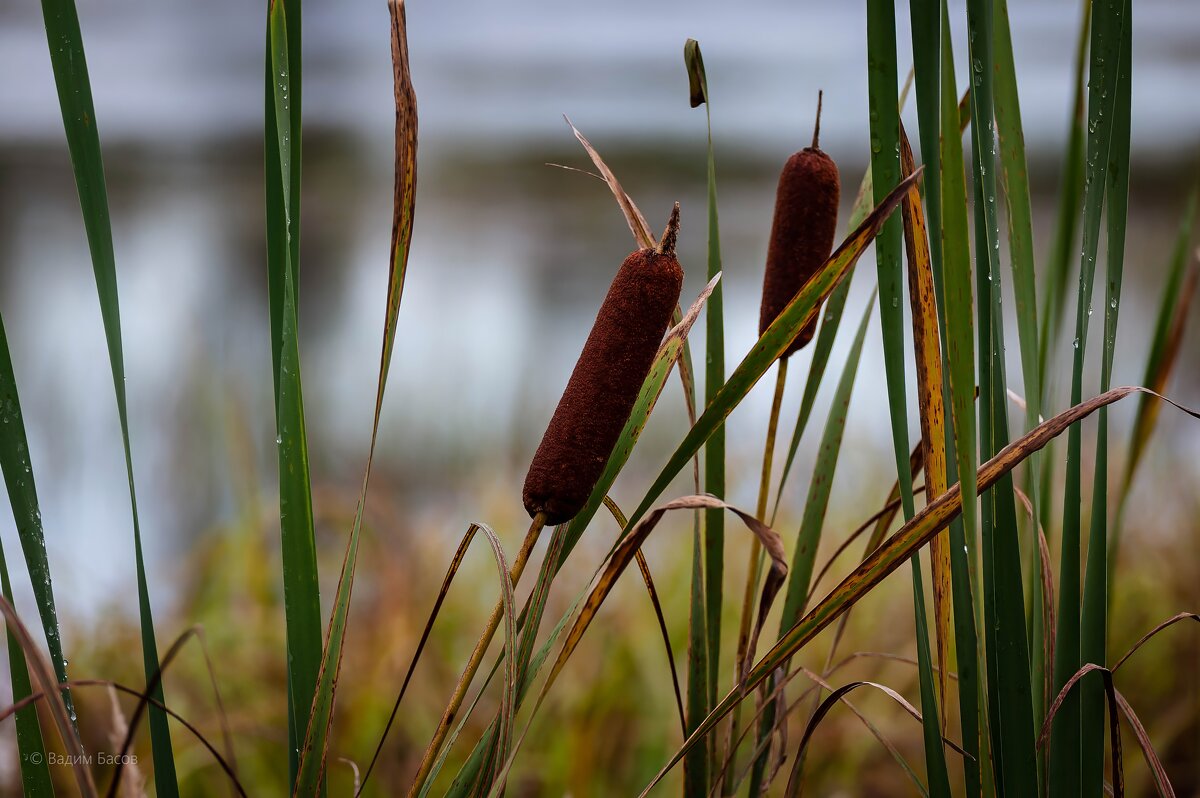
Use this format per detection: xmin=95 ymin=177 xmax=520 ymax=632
xmin=407 ymin=512 xmax=547 ymax=798
xmin=720 ymin=358 xmax=788 ymax=794
xmin=812 ymin=89 xmax=823 ymax=150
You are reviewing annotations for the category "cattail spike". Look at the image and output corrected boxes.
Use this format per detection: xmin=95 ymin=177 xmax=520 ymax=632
xmin=524 ymin=236 xmax=685 ymax=524
xmin=812 ymin=89 xmax=824 ymax=150
xmin=759 ymin=93 xmax=840 ymax=357
xmin=657 ymin=202 xmax=681 ymax=256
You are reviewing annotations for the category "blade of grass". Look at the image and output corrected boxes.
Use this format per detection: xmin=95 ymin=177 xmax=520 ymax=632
xmin=597 ymin=496 xmax=687 ymax=738
xmin=937 ymin=0 xmax=979 ymax=656
xmin=37 ymin=0 xmax=176 ymax=788
xmin=993 ymin=0 xmax=1043 ymax=436
xmin=867 ymin=0 xmax=916 ymax=524
xmin=264 ymin=2 xmax=323 ymax=790
xmin=747 ymin=291 xmax=876 ymax=795
xmin=485 ymin=497 xmax=790 ymax=798
xmin=1080 ymin=6 xmax=1132 ymax=794
xmin=0 ymin=539 xmax=52 ymax=795
xmin=909 ymin=0 xmax=942 ymax=292
xmin=0 ymin=313 xmax=69 ymax=793
xmin=637 ymin=385 xmax=1199 ymax=796
xmin=1050 ymin=0 xmax=1128 ymax=791
xmin=724 ymin=358 xmax=787 ymax=795
xmin=359 ymin=520 xmax=510 ymax=795
xmin=993 ymin=3 xmax=1048 ymax=736
xmin=429 ymin=520 xmax=565 ymax=798
xmin=901 ymin=123 xmax=952 ymax=728
xmin=778 ymin=292 xmax=876 ymax=631
xmin=1035 ymin=0 xmax=1091 ymax=772
xmin=966 ymin=0 xmax=1042 ymax=791
xmin=1113 ymin=690 xmax=1174 ymax=798
xmin=292 ymin=2 xmax=417 ymax=792
xmin=684 ymin=39 xmax=722 ymax=791
xmin=935 ymin=11 xmax=987 ymax=795
xmin=434 ymin=524 xmax=520 ymax=798
xmin=898 ymin=121 xmax=953 ymax=797
xmin=1039 ymin=0 xmax=1093 ymax=390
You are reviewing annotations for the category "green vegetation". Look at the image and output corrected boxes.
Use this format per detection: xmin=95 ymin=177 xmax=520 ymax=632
xmin=1 ymin=0 xmax=1197 ymax=795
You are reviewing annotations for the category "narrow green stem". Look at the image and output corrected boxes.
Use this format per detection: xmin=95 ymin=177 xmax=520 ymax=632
xmin=407 ymin=513 xmax=547 ymax=798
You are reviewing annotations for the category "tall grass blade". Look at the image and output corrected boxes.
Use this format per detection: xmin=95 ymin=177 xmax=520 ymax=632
xmin=1050 ymin=0 xmax=1128 ymax=791
xmin=781 ymin=290 xmax=876 ymax=638
xmin=965 ymin=0 xmax=1041 ymax=791
xmin=1114 ymin=691 xmax=1175 ymax=798
xmin=596 ymin=497 xmax=688 ymax=737
xmin=937 ymin=0 xmax=979 ymax=639
xmin=992 ymin=0 xmax=1048 ymax=758
xmin=1080 ymin=5 xmax=1131 ymax=794
xmin=0 ymin=314 xmax=70 ymax=793
xmin=264 ymin=1 xmax=323 ymax=789
xmin=0 ymin=540 xmax=52 ymax=795
xmin=684 ymin=38 xmax=721 ymax=792
xmin=1039 ymin=0 xmax=1093 ymax=389
xmin=294 ymin=2 xmax=417 ymax=791
xmin=898 ymin=122 xmax=953 ymax=798
xmin=901 ymin=124 xmax=951 ymax=726
xmin=908 ymin=0 xmax=942 ymax=292
xmin=866 ymin=0 xmax=916 ymax=521
xmin=1034 ymin=0 xmax=1091 ymax=770
xmin=37 ymin=0 xmax=176 ymax=789
xmin=992 ymin=0 xmax=1042 ymax=435
xmin=748 ymin=292 xmax=875 ymax=795
xmin=935 ymin=12 xmax=986 ymax=795
xmin=637 ymin=386 xmax=1200 ymax=797
xmin=993 ymin=2 xmax=1047 ymax=711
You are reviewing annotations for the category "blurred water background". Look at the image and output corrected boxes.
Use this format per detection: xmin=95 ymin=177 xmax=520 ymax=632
xmin=0 ymin=0 xmax=1197 ymax=618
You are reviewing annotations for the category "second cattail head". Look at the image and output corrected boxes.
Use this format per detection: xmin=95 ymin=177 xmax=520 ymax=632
xmin=522 ymin=206 xmax=685 ymax=525
xmin=759 ymin=91 xmax=841 ymax=356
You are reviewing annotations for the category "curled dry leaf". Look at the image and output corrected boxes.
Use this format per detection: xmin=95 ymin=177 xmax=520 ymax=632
xmin=550 ymin=495 xmax=787 ymax=696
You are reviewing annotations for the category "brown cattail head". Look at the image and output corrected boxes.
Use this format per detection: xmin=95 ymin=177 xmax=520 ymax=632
xmin=759 ymin=91 xmax=840 ymax=356
xmin=523 ymin=207 xmax=684 ymax=524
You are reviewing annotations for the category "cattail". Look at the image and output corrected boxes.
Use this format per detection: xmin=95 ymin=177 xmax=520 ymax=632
xmin=523 ymin=205 xmax=685 ymax=524
xmin=759 ymin=91 xmax=841 ymax=356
